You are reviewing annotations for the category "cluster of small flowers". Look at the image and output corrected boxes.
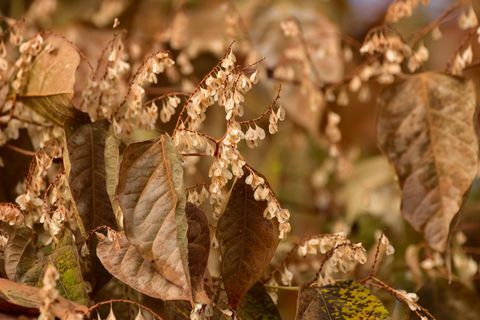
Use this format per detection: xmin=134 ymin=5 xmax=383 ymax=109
xmin=361 ymin=27 xmax=411 ymax=62
xmin=297 ymin=233 xmax=366 ymax=285
xmin=458 ymin=6 xmax=478 ymax=30
xmin=245 ymin=171 xmax=291 ymax=239
xmin=183 ymin=50 xmax=257 ymax=129
xmin=84 ymin=35 xmax=130 ymax=121
xmin=0 ymin=203 xmax=24 ymax=226
xmin=395 ymin=289 xmax=420 ymax=312
xmin=187 ymin=186 xmax=210 ymax=207
xmin=16 ymin=138 xmax=63 ymax=226
xmin=40 ymin=173 xmax=72 ymax=239
xmin=114 ymin=52 xmax=174 ymax=134
xmin=208 ymin=123 xmax=246 ymax=217
xmin=360 ymin=27 xmax=411 ymax=83
xmin=11 ymin=34 xmax=47 ymax=92
xmin=174 ymin=129 xmax=215 ymax=156
xmin=407 ymin=43 xmax=429 ymax=72
xmin=268 ymin=104 xmax=285 ymax=134
xmin=159 ymin=95 xmax=181 ymax=123
xmin=298 ymin=233 xmax=351 ymax=256
xmin=451 ymin=46 xmax=473 ymax=75
xmin=38 ymin=264 xmax=60 ymax=320
xmin=385 ymin=0 xmax=429 ymax=23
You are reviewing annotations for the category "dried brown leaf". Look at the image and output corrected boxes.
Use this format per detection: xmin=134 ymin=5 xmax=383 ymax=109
xmin=67 ymin=120 xmax=117 ymax=235
xmin=96 ymin=231 xmax=190 ymax=301
xmin=185 ymin=203 xmax=210 ymax=304
xmin=117 ymin=135 xmax=191 ymax=298
xmin=4 ymin=227 xmax=34 ymax=281
xmin=377 ymin=72 xmax=478 ymax=251
xmin=21 ymin=35 xmax=87 ymax=126
xmin=217 ymin=175 xmax=279 ymax=308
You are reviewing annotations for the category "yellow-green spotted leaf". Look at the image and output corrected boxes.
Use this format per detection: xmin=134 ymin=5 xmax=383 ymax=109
xmin=296 ymin=281 xmax=389 ymax=320
xmin=50 ymin=230 xmax=90 ymax=305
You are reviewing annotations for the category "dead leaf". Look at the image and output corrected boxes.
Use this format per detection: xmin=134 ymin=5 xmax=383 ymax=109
xmin=377 ymin=72 xmax=478 ymax=251
xmin=67 ymin=120 xmax=117 ymax=235
xmin=4 ymin=227 xmax=34 ymax=281
xmin=20 ymin=35 xmax=87 ymax=126
xmin=117 ymin=135 xmax=191 ymax=298
xmin=0 ymin=278 xmax=87 ymax=318
xmin=217 ymin=175 xmax=279 ymax=308
xmin=237 ymin=282 xmax=281 ymax=320
xmin=96 ymin=231 xmax=190 ymax=301
xmin=185 ymin=202 xmax=210 ymax=304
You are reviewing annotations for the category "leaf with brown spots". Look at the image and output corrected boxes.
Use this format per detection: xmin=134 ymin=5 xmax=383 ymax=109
xmin=377 ymin=72 xmax=478 ymax=251
xmin=296 ymin=281 xmax=389 ymax=320
xmin=217 ymin=175 xmax=279 ymax=308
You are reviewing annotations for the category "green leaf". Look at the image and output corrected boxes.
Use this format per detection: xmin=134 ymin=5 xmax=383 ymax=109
xmin=20 ymin=35 xmax=88 ymax=126
xmin=117 ymin=135 xmax=191 ymax=300
xmin=50 ymin=230 xmax=90 ymax=305
xmin=96 ymin=231 xmax=191 ymax=301
xmin=237 ymin=282 xmax=282 ymax=320
xmin=67 ymin=120 xmax=117 ymax=235
xmin=377 ymin=72 xmax=478 ymax=251
xmin=296 ymin=281 xmax=389 ymax=320
xmin=217 ymin=175 xmax=279 ymax=308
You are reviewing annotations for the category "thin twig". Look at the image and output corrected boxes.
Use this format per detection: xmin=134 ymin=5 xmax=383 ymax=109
xmin=5 ymin=144 xmax=35 ymax=157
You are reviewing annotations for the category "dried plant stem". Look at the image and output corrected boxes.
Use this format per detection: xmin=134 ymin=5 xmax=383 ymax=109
xmin=88 ymin=298 xmax=165 ymax=320
xmin=445 ymin=27 xmax=477 ymax=73
xmin=5 ymin=143 xmax=35 ymax=156
xmin=409 ymin=0 xmax=464 ymax=46
xmin=265 ymin=284 xmax=300 ymax=291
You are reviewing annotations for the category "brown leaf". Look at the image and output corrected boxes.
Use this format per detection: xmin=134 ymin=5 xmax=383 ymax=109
xmin=67 ymin=120 xmax=117 ymax=235
xmin=185 ymin=203 xmax=210 ymax=304
xmin=20 ymin=35 xmax=87 ymax=126
xmin=117 ymin=135 xmax=190 ymax=297
xmin=0 ymin=278 xmax=87 ymax=318
xmin=4 ymin=227 xmax=34 ymax=281
xmin=96 ymin=231 xmax=190 ymax=301
xmin=216 ymin=175 xmax=279 ymax=308
xmin=377 ymin=72 xmax=478 ymax=251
